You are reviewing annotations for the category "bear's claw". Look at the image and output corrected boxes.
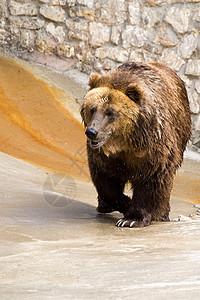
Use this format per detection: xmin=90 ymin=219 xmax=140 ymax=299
xmin=116 ymin=217 xmax=151 ymax=228
xmin=116 ymin=219 xmax=136 ymax=228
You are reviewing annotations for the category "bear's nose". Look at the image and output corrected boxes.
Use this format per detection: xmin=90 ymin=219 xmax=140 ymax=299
xmin=85 ymin=127 xmax=98 ymax=140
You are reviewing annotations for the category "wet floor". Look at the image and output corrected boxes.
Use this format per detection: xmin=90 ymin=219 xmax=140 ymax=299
xmin=0 ymin=55 xmax=200 ymax=299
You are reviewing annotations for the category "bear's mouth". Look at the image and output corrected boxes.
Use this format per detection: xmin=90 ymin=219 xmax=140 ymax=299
xmin=90 ymin=139 xmax=105 ymax=149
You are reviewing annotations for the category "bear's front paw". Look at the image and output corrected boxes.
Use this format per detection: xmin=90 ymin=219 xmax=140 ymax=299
xmin=116 ymin=209 xmax=152 ymax=228
xmin=116 ymin=213 xmax=152 ymax=228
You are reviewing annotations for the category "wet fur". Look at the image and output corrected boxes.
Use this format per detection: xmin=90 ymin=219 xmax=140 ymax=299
xmin=81 ymin=62 xmax=191 ymax=227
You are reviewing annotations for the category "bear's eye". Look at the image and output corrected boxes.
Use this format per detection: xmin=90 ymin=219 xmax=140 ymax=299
xmin=105 ymin=108 xmax=116 ymax=118
xmin=90 ymin=105 xmax=97 ymax=115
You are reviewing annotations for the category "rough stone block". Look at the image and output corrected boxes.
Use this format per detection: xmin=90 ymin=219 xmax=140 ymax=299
xmin=40 ymin=5 xmax=66 ymax=22
xmin=36 ymin=29 xmax=57 ymax=54
xmin=165 ymin=7 xmax=190 ymax=33
xmin=8 ymin=1 xmax=38 ymax=16
xmin=107 ymin=48 xmax=129 ymax=63
xmin=128 ymin=2 xmax=141 ymax=25
xmin=103 ymin=61 xmax=112 ymax=71
xmin=111 ymin=25 xmax=121 ymax=45
xmin=46 ymin=23 xmax=65 ymax=43
xmin=57 ymin=44 xmax=75 ymax=58
xmin=160 ymin=49 xmax=184 ymax=71
xmin=142 ymin=7 xmax=161 ymax=28
xmin=143 ymin=50 xmax=158 ymax=62
xmin=95 ymin=47 xmax=128 ymax=63
xmin=188 ymin=90 xmax=200 ymax=114
xmin=100 ymin=0 xmax=126 ymax=24
xmin=180 ymin=75 xmax=192 ymax=89
xmin=95 ymin=47 xmax=109 ymax=60
xmin=122 ymin=25 xmax=148 ymax=48
xmin=193 ymin=8 xmax=200 ymax=22
xmin=185 ymin=60 xmax=200 ymax=76
xmin=177 ymin=33 xmax=198 ymax=59
xmin=66 ymin=19 xmax=88 ymax=33
xmin=194 ymin=115 xmax=200 ymax=132
xmin=129 ymin=50 xmax=143 ymax=62
xmin=19 ymin=29 xmax=35 ymax=52
xmin=68 ymin=31 xmax=88 ymax=42
xmin=76 ymin=9 xmax=95 ymax=21
xmin=9 ymin=16 xmax=45 ymax=30
xmin=0 ymin=20 xmax=9 ymax=45
xmin=89 ymin=22 xmax=110 ymax=48
xmin=154 ymin=26 xmax=178 ymax=47
xmin=0 ymin=1 xmax=9 ymax=18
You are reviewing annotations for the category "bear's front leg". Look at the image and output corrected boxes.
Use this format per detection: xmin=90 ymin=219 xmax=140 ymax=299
xmin=116 ymin=172 xmax=172 ymax=228
xmin=91 ymin=169 xmax=132 ymax=215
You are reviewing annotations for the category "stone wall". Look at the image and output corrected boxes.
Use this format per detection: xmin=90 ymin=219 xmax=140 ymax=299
xmin=0 ymin=0 xmax=200 ymax=149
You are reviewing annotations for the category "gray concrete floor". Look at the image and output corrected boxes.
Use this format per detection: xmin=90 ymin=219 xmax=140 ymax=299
xmin=0 ymin=53 xmax=200 ymax=299
xmin=1 ymin=146 xmax=200 ymax=300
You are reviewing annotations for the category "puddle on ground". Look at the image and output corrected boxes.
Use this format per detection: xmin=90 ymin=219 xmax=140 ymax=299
xmin=0 ymin=57 xmax=89 ymax=180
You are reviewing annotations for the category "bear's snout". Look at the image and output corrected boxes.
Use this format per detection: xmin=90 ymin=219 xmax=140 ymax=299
xmin=85 ymin=127 xmax=98 ymax=140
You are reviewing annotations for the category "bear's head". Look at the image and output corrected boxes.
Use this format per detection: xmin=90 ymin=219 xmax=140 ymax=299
xmin=81 ymin=71 xmax=144 ymax=155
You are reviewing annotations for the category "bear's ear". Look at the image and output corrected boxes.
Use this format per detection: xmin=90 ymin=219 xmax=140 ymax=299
xmin=125 ymin=83 xmax=143 ymax=103
xmin=89 ymin=73 xmax=101 ymax=89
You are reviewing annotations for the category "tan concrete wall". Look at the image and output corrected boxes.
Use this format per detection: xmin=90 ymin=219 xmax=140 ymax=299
xmin=0 ymin=0 xmax=200 ymax=149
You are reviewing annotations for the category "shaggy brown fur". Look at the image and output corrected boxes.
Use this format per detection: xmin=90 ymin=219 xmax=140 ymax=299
xmin=81 ymin=62 xmax=191 ymax=227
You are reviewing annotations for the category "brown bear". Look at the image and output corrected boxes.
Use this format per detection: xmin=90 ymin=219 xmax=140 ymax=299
xmin=81 ymin=62 xmax=191 ymax=227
